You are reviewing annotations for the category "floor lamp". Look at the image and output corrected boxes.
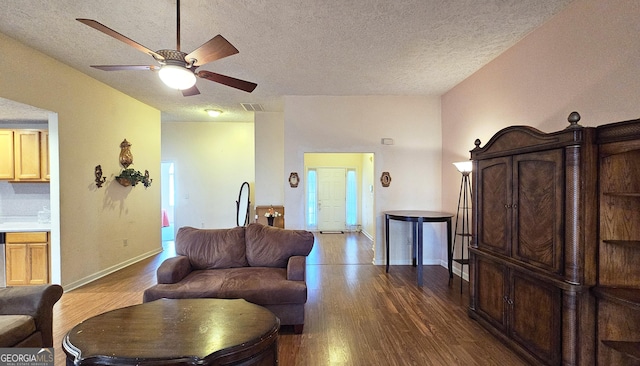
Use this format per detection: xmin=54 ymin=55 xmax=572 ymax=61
xmin=452 ymin=161 xmax=472 ymax=293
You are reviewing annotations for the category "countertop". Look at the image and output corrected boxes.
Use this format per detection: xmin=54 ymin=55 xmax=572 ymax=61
xmin=0 ymin=220 xmax=51 ymax=233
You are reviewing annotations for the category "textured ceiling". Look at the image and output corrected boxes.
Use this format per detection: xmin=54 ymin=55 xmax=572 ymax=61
xmin=0 ymin=0 xmax=573 ymax=122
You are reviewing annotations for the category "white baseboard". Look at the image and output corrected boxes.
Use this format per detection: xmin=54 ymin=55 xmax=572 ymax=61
xmin=63 ymin=247 xmax=162 ymax=291
xmin=441 ymin=259 xmax=469 ymax=281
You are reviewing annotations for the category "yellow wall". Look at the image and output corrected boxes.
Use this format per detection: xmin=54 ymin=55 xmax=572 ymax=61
xmin=0 ymin=32 xmax=162 ymax=288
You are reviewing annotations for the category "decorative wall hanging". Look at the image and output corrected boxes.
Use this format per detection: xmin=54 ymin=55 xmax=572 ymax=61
xmin=288 ymin=172 xmax=299 ymax=188
xmin=94 ymin=165 xmax=107 ymax=188
xmin=114 ymin=139 xmax=152 ymax=188
xmin=380 ymin=171 xmax=392 ymax=187
xmin=119 ymin=139 xmax=133 ymax=168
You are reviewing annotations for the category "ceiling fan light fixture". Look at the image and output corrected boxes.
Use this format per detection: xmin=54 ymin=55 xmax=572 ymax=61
xmin=158 ymin=64 xmax=196 ymax=90
xmin=206 ymin=109 xmax=222 ymax=117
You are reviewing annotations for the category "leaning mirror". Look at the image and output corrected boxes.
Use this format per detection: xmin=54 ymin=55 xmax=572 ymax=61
xmin=236 ymin=182 xmax=250 ymax=226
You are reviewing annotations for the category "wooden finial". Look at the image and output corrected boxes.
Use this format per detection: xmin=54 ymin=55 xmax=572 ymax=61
xmin=566 ymin=111 xmax=582 ymax=129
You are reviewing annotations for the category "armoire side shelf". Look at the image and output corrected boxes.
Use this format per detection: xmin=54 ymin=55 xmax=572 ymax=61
xmin=592 ymin=118 xmax=640 ymax=365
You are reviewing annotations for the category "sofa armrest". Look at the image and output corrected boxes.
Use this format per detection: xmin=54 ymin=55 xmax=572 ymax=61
xmin=0 ymin=284 xmax=63 ymax=347
xmin=287 ymin=256 xmax=307 ymax=281
xmin=157 ymin=256 xmax=193 ymax=284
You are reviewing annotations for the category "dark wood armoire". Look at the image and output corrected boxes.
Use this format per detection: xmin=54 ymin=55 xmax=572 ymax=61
xmin=468 ymin=118 xmax=598 ymax=365
xmin=469 ymin=115 xmax=640 ymax=365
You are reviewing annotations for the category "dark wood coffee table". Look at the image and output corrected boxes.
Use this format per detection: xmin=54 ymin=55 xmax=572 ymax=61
xmin=62 ymin=298 xmax=279 ymax=365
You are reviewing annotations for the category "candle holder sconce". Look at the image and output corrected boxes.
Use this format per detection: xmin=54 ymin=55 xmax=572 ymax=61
xmin=95 ymin=165 xmax=107 ymax=188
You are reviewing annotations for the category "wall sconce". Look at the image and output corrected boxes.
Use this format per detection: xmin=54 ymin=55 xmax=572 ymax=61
xmin=380 ymin=171 xmax=391 ymax=187
xmin=289 ymin=172 xmax=299 ymax=188
xmin=94 ymin=165 xmax=106 ymax=188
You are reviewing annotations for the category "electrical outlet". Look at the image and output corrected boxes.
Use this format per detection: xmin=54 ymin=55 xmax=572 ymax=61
xmin=123 ymin=239 xmax=128 ymax=247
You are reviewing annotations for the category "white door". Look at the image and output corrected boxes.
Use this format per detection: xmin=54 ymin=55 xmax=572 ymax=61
xmin=317 ymin=168 xmax=346 ymax=232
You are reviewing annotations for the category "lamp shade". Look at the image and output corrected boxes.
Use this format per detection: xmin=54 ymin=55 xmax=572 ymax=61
xmin=158 ymin=65 xmax=197 ymax=90
xmin=453 ymin=161 xmax=473 ymax=173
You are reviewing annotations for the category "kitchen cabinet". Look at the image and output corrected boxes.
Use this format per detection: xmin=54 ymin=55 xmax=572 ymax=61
xmin=5 ymin=232 xmax=49 ymax=285
xmin=592 ymin=119 xmax=640 ymax=365
xmin=0 ymin=129 xmax=49 ymax=182
xmin=0 ymin=130 xmax=14 ymax=179
xmin=14 ymin=130 xmax=42 ymax=181
xmin=40 ymin=130 xmax=50 ymax=180
xmin=469 ymin=122 xmax=598 ymax=365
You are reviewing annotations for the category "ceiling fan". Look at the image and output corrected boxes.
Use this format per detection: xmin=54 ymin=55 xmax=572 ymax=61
xmin=76 ymin=0 xmax=257 ymax=97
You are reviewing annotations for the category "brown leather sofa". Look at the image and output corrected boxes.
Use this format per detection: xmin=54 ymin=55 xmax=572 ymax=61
xmin=143 ymin=223 xmax=314 ymax=333
xmin=0 ymin=284 xmax=63 ymax=347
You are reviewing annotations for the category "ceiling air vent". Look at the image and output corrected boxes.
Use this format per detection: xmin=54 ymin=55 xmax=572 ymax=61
xmin=241 ymin=103 xmax=264 ymax=112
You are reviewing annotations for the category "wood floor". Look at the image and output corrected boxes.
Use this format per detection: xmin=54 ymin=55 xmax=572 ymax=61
xmin=52 ymin=232 xmax=528 ymax=365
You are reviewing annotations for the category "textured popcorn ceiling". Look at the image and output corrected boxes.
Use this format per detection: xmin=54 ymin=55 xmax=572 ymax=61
xmin=0 ymin=1 xmax=573 ymax=122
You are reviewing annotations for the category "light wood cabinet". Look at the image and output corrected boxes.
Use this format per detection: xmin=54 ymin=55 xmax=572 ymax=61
xmin=0 ymin=129 xmax=49 ymax=182
xmin=0 ymin=130 xmax=14 ymax=179
xmin=470 ymin=123 xmax=598 ymax=365
xmin=14 ymin=130 xmax=42 ymax=180
xmin=40 ymin=130 xmax=50 ymax=180
xmin=5 ymin=232 xmax=50 ymax=286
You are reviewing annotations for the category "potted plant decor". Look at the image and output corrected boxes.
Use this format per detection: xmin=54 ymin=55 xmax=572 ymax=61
xmin=115 ymin=168 xmax=152 ymax=188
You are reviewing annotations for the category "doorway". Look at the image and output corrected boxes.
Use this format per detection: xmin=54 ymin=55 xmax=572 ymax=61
xmin=317 ymin=167 xmax=347 ymax=232
xmin=161 ymin=162 xmax=175 ymax=241
xmin=303 ymin=153 xmax=375 ymax=240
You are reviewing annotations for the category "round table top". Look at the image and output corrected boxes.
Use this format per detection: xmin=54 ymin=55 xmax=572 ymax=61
xmin=63 ymin=298 xmax=279 ymax=365
xmin=384 ymin=210 xmax=453 ymax=219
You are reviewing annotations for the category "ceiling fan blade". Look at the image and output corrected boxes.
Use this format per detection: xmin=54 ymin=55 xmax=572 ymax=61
xmin=77 ymin=19 xmax=164 ymax=60
xmin=181 ymin=85 xmax=200 ymax=97
xmin=186 ymin=35 xmax=239 ymax=67
xmin=91 ymin=65 xmax=159 ymax=71
xmin=197 ymin=70 xmax=257 ymax=93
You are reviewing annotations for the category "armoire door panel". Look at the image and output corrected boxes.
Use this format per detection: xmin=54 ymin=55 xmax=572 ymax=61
xmin=477 ymin=157 xmax=511 ymax=255
xmin=513 ymin=150 xmax=564 ymax=274
xmin=476 ymin=255 xmax=508 ymax=331
xmin=510 ymin=271 xmax=562 ymax=366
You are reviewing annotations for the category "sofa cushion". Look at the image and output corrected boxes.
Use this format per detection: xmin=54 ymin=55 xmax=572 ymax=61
xmin=144 ymin=268 xmax=307 ymax=305
xmin=245 ymin=223 xmax=314 ymax=267
xmin=0 ymin=315 xmax=36 ymax=347
xmin=176 ymin=226 xmax=249 ymax=269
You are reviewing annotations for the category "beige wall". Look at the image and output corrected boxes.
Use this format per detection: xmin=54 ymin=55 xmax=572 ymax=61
xmin=254 ymin=112 xmax=285 ymax=209
xmin=283 ymin=95 xmax=443 ymax=265
xmin=441 ymin=0 xmax=640 ymax=278
xmin=0 ymin=32 xmax=161 ymax=289
xmin=360 ymin=153 xmax=375 ymax=239
xmin=161 ymin=121 xmax=255 ymax=230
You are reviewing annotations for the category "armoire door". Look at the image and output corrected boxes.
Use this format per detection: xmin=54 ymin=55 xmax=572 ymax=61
xmin=512 ymin=149 xmax=564 ymax=274
xmin=509 ymin=270 xmax=562 ymax=365
xmin=476 ymin=157 xmax=511 ymax=255
xmin=474 ymin=254 xmax=508 ymax=332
